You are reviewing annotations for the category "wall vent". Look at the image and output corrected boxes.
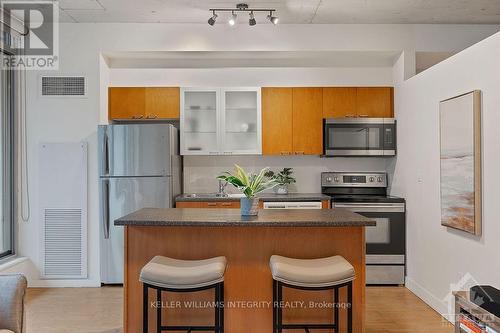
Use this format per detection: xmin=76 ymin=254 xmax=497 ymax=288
xmin=39 ymin=142 xmax=88 ymax=280
xmin=40 ymin=76 xmax=86 ymax=97
xmin=43 ymin=208 xmax=84 ymax=278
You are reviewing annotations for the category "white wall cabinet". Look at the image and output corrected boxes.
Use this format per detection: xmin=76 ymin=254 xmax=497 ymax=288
xmin=181 ymin=87 xmax=261 ymax=155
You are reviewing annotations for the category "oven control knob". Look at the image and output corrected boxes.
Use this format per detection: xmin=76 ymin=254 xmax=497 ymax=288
xmin=369 ymin=177 xmax=375 ymax=182
xmin=334 ymin=177 xmax=339 ymax=182
xmin=377 ymin=176 xmax=383 ymax=182
xmin=326 ymin=177 xmax=332 ymax=182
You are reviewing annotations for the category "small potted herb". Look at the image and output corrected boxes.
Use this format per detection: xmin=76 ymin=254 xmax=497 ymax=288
xmin=217 ymin=165 xmax=277 ymax=216
xmin=264 ymin=168 xmax=296 ymax=195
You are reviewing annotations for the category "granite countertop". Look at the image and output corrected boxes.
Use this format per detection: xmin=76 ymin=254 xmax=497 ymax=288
xmin=175 ymin=193 xmax=331 ymax=202
xmin=115 ymin=208 xmax=375 ymax=227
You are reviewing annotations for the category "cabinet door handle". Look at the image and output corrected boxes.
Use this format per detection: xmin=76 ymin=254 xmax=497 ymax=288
xmin=146 ymin=114 xmax=158 ymax=119
xmin=207 ymin=202 xmax=217 ymax=207
xmin=221 ymin=202 xmax=232 ymax=207
xmin=209 ymin=151 xmax=219 ymax=155
xmin=280 ymin=151 xmax=290 ymax=155
xmin=344 ymin=114 xmax=356 ymax=118
xmin=295 ymin=151 xmax=304 ymax=155
xmin=223 ymin=151 xmax=233 ymax=155
xmin=358 ymin=114 xmax=369 ymax=118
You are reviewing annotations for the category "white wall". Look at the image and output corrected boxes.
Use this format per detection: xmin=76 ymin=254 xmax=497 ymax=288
xmin=6 ymin=23 xmax=499 ymax=287
xmin=391 ymin=32 xmax=500 ymax=318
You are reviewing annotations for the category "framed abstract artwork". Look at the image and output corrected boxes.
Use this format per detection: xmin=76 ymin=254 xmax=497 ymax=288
xmin=439 ymin=90 xmax=482 ymax=236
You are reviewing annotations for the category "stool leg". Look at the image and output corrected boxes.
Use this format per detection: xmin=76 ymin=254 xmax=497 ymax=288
xmin=347 ymin=282 xmax=353 ymax=333
xmin=277 ymin=281 xmax=283 ymax=333
xmin=220 ymin=283 xmax=224 ymax=333
xmin=334 ymin=286 xmax=339 ymax=332
xmin=215 ymin=283 xmax=221 ymax=333
xmin=143 ymin=284 xmax=149 ymax=333
xmin=272 ymin=280 xmax=277 ymax=333
xmin=156 ymin=288 xmax=162 ymax=333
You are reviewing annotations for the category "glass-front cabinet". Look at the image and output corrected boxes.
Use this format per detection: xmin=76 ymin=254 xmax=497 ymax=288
xmin=181 ymin=87 xmax=261 ymax=155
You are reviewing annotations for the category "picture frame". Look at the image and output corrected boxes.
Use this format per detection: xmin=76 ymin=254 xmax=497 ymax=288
xmin=439 ymin=90 xmax=482 ymax=236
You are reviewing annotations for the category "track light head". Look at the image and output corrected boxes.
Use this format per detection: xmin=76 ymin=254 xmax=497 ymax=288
xmin=228 ymin=12 xmax=237 ymax=26
xmin=208 ymin=11 xmax=217 ymax=26
xmin=249 ymin=11 xmax=256 ymax=26
xmin=268 ymin=11 xmax=279 ymax=24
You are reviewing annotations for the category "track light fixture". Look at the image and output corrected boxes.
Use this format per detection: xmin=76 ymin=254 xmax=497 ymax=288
xmin=228 ymin=11 xmax=237 ymax=26
xmin=208 ymin=3 xmax=278 ymax=26
xmin=249 ymin=11 xmax=256 ymax=26
xmin=267 ymin=11 xmax=279 ymax=25
xmin=208 ymin=10 xmax=217 ymax=26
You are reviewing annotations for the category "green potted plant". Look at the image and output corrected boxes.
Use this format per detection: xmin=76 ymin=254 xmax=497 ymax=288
xmin=264 ymin=168 xmax=296 ymax=195
xmin=217 ymin=165 xmax=277 ymax=216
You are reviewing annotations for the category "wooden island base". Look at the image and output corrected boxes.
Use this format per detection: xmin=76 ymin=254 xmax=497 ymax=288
xmin=124 ymin=225 xmax=366 ymax=333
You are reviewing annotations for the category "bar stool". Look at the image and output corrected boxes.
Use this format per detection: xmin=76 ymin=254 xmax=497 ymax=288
xmin=140 ymin=255 xmax=227 ymax=333
xmin=269 ymin=255 xmax=355 ymax=333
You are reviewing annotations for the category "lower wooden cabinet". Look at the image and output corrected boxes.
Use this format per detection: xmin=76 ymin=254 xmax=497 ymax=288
xmin=176 ymin=200 xmax=330 ymax=209
xmin=176 ymin=201 xmax=240 ymax=208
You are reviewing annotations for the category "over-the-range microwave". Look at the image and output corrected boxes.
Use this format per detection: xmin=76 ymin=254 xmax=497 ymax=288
xmin=323 ymin=118 xmax=396 ymax=156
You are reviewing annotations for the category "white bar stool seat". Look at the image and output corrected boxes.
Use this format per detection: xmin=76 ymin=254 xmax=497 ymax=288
xmin=140 ymin=255 xmax=227 ymax=289
xmin=269 ymin=254 xmax=355 ymax=288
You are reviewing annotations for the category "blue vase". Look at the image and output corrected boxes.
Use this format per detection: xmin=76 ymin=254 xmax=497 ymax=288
xmin=240 ymin=197 xmax=259 ymax=216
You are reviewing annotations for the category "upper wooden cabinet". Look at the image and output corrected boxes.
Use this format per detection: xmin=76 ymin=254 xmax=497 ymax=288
xmin=261 ymin=87 xmax=323 ymax=155
xmin=356 ymin=87 xmax=393 ymax=118
xmin=323 ymin=87 xmax=357 ymax=118
xmin=108 ymin=87 xmax=180 ymax=120
xmin=145 ymin=87 xmax=180 ymax=119
xmin=292 ymin=88 xmax=323 ymax=155
xmin=262 ymin=88 xmax=293 ymax=155
xmin=108 ymin=87 xmax=146 ymax=120
xmin=322 ymin=87 xmax=393 ymax=118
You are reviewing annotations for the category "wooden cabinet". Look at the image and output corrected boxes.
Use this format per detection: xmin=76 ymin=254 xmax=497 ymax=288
xmin=292 ymin=88 xmax=323 ymax=155
xmin=322 ymin=87 xmax=393 ymax=118
xmin=145 ymin=87 xmax=180 ymax=119
xmin=176 ymin=201 xmax=240 ymax=208
xmin=262 ymin=87 xmax=323 ymax=155
xmin=323 ymin=87 xmax=357 ymax=118
xmin=108 ymin=87 xmax=180 ymax=120
xmin=262 ymin=88 xmax=293 ymax=155
xmin=356 ymin=87 xmax=393 ymax=118
xmin=108 ymin=87 xmax=146 ymax=120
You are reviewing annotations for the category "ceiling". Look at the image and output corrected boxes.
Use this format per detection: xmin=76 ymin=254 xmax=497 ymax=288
xmin=51 ymin=0 xmax=500 ymax=24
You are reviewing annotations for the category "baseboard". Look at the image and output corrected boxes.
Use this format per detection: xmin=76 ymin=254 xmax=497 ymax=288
xmin=28 ymin=279 xmax=101 ymax=288
xmin=405 ymin=277 xmax=454 ymax=323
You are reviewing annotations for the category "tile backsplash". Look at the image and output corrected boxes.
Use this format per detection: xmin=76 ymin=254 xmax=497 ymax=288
xmin=183 ymin=155 xmax=391 ymax=193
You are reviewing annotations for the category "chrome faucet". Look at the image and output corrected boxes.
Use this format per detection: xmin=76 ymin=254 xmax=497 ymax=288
xmin=216 ymin=179 xmax=228 ymax=197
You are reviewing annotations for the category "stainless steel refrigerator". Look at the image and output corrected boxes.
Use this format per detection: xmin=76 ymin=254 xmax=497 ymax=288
xmin=98 ymin=124 xmax=181 ymax=284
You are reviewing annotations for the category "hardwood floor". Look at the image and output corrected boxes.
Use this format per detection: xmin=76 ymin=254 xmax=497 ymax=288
xmin=25 ymin=286 xmax=453 ymax=333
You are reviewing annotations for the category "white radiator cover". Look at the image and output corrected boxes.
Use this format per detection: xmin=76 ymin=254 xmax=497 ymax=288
xmin=39 ymin=143 xmax=88 ymax=279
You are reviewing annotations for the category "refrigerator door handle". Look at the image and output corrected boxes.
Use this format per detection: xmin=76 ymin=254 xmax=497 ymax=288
xmin=103 ymin=131 xmax=110 ymax=176
xmin=103 ymin=180 xmax=110 ymax=239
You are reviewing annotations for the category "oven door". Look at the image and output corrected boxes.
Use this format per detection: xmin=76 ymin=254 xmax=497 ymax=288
xmin=323 ymin=118 xmax=396 ymax=156
xmin=332 ymin=202 xmax=405 ymax=255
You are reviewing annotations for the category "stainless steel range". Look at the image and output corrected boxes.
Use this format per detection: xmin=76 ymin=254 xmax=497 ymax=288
xmin=321 ymin=172 xmax=406 ymax=285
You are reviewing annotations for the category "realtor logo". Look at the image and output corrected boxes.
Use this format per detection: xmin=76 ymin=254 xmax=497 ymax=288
xmin=1 ymin=1 xmax=59 ymax=69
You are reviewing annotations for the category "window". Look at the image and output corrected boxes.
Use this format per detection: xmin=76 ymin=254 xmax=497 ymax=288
xmin=0 ymin=50 xmax=15 ymax=259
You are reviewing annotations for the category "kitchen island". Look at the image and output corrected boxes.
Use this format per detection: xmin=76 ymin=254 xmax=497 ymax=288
xmin=115 ymin=208 xmax=375 ymax=333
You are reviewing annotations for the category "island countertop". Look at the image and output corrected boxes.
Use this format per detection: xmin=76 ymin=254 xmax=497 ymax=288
xmin=115 ymin=207 xmax=376 ymax=227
